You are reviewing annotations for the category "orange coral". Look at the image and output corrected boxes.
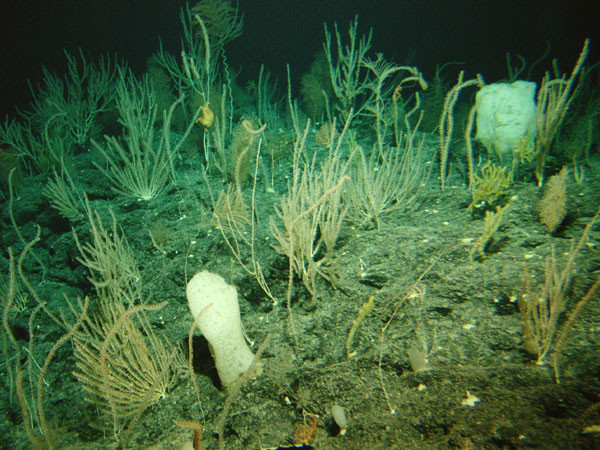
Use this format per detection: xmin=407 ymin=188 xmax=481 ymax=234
xmin=293 ymin=414 xmax=318 ymax=445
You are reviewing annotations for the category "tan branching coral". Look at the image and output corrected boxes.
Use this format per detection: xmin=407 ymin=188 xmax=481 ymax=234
xmin=191 ymin=0 xmax=243 ymax=51
xmin=539 ymin=167 xmax=568 ymax=234
xmin=314 ymin=123 xmax=337 ymax=147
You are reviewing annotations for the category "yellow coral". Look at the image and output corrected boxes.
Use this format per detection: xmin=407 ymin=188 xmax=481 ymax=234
xmin=195 ymin=102 xmax=214 ymax=130
xmin=469 ymin=161 xmax=512 ymax=210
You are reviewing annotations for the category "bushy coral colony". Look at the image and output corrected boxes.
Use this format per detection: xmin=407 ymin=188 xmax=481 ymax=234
xmin=1 ymin=1 xmax=599 ymax=449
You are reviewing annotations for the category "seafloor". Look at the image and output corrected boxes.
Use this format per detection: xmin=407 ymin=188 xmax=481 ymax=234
xmin=1 ymin=118 xmax=599 ymax=449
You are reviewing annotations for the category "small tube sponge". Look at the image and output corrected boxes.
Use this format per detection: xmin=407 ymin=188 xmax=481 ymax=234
xmin=331 ymin=404 xmax=348 ymax=435
xmin=186 ymin=271 xmax=256 ymax=387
